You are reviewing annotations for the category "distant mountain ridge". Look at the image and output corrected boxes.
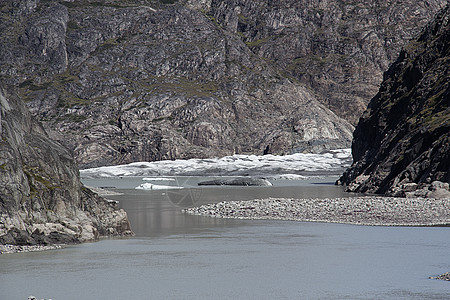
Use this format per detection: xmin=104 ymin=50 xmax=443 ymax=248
xmin=0 ymin=0 xmax=445 ymax=168
xmin=338 ymin=4 xmax=450 ymax=197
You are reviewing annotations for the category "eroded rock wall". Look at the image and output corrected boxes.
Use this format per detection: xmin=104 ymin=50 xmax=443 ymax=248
xmin=1 ymin=0 xmax=445 ymax=169
xmin=0 ymin=86 xmax=132 ymax=245
xmin=2 ymin=0 xmax=356 ymax=168
xmin=206 ymin=0 xmax=446 ymax=124
xmin=338 ymin=5 xmax=450 ymax=196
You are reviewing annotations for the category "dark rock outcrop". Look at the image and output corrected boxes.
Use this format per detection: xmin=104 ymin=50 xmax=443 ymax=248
xmin=198 ymin=177 xmax=272 ymax=186
xmin=0 ymin=85 xmax=133 ymax=246
xmin=338 ymin=5 xmax=450 ymax=196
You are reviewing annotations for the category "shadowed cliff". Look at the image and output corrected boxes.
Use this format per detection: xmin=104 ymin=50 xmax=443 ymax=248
xmin=338 ymin=5 xmax=450 ymax=197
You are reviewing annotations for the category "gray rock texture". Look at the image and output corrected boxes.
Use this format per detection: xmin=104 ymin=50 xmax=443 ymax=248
xmin=338 ymin=5 xmax=450 ymax=196
xmin=205 ymin=0 xmax=446 ymax=124
xmin=183 ymin=196 xmax=450 ymax=226
xmin=0 ymin=0 xmax=355 ymax=168
xmin=0 ymin=85 xmax=133 ymax=246
xmin=5 ymin=0 xmax=444 ymax=168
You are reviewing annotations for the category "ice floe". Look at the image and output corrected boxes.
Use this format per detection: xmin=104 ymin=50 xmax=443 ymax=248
xmin=143 ymin=177 xmax=176 ymax=181
xmin=80 ymin=149 xmax=352 ymax=178
xmin=269 ymin=174 xmax=309 ymax=180
xmin=135 ymin=183 xmax=184 ymax=190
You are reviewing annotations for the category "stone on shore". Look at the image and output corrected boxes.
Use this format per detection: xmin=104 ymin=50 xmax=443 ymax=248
xmin=183 ymin=197 xmax=450 ymax=226
xmin=429 ymin=272 xmax=450 ymax=281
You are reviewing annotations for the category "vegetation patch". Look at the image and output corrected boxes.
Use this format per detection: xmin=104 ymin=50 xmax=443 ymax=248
xmin=60 ymin=1 xmax=124 ymax=9
xmin=205 ymin=14 xmax=222 ymax=29
xmin=67 ymin=20 xmax=81 ymax=31
xmin=57 ymin=94 xmax=91 ymax=109
xmin=152 ymin=115 xmax=174 ymax=122
xmin=238 ymin=14 xmax=249 ymax=24
xmin=23 ymin=167 xmax=60 ymax=191
xmin=18 ymin=80 xmax=51 ymax=91
xmin=56 ymin=114 xmax=88 ymax=123
xmin=94 ymin=37 xmax=120 ymax=54
xmin=55 ymin=71 xmax=79 ymax=84
xmin=245 ymin=38 xmax=269 ymax=48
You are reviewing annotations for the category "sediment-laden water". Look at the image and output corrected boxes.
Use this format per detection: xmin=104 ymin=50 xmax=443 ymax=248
xmin=1 ymin=176 xmax=449 ymax=299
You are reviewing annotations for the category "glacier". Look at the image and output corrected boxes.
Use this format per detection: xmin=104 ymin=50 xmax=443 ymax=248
xmin=80 ymin=149 xmax=352 ymax=178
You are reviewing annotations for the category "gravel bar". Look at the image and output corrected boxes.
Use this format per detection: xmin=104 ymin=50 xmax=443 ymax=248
xmin=0 ymin=244 xmax=64 ymax=254
xmin=182 ymin=197 xmax=450 ymax=226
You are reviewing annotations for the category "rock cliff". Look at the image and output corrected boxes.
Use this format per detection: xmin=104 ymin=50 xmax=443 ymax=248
xmin=1 ymin=0 xmax=363 ymax=168
xmin=0 ymin=85 xmax=132 ymax=246
xmin=338 ymin=5 xmax=450 ymax=197
xmin=205 ymin=0 xmax=446 ymax=124
xmin=0 ymin=0 xmax=445 ymax=169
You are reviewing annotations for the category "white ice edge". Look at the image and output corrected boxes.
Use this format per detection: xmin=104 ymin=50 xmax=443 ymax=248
xmin=80 ymin=149 xmax=352 ymax=178
xmin=143 ymin=177 xmax=176 ymax=181
xmin=135 ymin=183 xmax=184 ymax=190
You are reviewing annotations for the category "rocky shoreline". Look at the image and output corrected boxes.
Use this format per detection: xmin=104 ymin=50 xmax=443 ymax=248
xmin=0 ymin=244 xmax=64 ymax=254
xmin=183 ymin=197 xmax=450 ymax=226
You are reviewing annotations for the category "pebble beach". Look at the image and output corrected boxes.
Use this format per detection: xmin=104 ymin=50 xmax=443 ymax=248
xmin=183 ymin=196 xmax=450 ymax=226
xmin=0 ymin=244 xmax=63 ymax=254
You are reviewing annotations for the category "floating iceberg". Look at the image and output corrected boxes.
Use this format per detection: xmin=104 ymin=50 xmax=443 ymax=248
xmin=80 ymin=149 xmax=352 ymax=178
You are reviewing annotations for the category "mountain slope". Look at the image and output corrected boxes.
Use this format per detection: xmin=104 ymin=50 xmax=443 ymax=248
xmin=1 ymin=0 xmax=445 ymax=169
xmin=338 ymin=5 xmax=450 ymax=196
xmin=205 ymin=0 xmax=446 ymax=124
xmin=0 ymin=0 xmax=360 ymax=168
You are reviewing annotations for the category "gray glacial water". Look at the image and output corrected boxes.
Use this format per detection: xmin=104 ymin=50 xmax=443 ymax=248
xmin=0 ymin=176 xmax=449 ymax=300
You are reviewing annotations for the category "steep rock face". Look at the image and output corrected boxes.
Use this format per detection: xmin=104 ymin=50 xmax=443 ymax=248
xmin=1 ymin=0 xmax=353 ymax=168
xmin=0 ymin=85 xmax=132 ymax=245
xmin=338 ymin=5 xmax=450 ymax=196
xmin=205 ymin=0 xmax=446 ymax=124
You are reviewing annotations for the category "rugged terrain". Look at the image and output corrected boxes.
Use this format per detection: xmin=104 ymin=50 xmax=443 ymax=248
xmin=207 ymin=0 xmax=446 ymax=124
xmin=0 ymin=0 xmax=352 ymax=168
xmin=338 ymin=4 xmax=450 ymax=197
xmin=0 ymin=85 xmax=132 ymax=247
xmin=1 ymin=0 xmax=445 ymax=168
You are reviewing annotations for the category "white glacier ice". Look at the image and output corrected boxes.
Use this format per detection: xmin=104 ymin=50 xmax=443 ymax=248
xmin=143 ymin=177 xmax=176 ymax=181
xmin=80 ymin=149 xmax=352 ymax=178
xmin=135 ymin=183 xmax=184 ymax=190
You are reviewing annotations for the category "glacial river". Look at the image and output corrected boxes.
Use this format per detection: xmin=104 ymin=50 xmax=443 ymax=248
xmin=0 ymin=176 xmax=449 ymax=300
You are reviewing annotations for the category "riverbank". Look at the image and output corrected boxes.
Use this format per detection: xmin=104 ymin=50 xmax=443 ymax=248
xmin=183 ymin=196 xmax=450 ymax=226
xmin=0 ymin=244 xmax=64 ymax=254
